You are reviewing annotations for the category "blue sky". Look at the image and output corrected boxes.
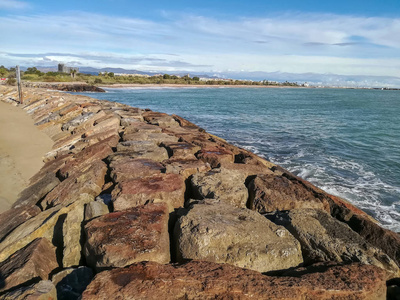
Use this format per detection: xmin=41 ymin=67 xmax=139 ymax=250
xmin=1 ymin=0 xmax=400 ymax=86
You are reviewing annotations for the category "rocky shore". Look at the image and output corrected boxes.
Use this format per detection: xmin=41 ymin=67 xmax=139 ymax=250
xmin=0 ymin=85 xmax=399 ymax=299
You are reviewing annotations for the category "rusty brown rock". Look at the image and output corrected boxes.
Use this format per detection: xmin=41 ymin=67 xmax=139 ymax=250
xmin=81 ymin=260 xmax=387 ymax=300
xmin=84 ymin=203 xmax=170 ymax=269
xmin=143 ymin=111 xmax=179 ymax=127
xmin=161 ymin=142 xmax=201 ymax=160
xmin=164 ymin=159 xmax=211 ymax=180
xmin=41 ymin=160 xmax=107 ymax=209
xmin=112 ymin=173 xmax=185 ymax=212
xmin=110 ymin=158 xmax=165 ymax=183
xmin=248 ymin=174 xmax=330 ymax=213
xmin=58 ymin=140 xmax=114 ymax=179
xmin=0 ymin=238 xmax=58 ymax=293
xmin=0 ymin=205 xmax=41 ymax=242
xmin=197 ymin=145 xmax=234 ymax=168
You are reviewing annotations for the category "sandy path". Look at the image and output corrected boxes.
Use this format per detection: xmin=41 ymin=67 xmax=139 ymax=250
xmin=0 ymin=101 xmax=53 ymax=212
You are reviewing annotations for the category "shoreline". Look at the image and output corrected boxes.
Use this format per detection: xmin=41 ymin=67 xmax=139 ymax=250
xmin=0 ymin=86 xmax=399 ymax=298
xmin=0 ymin=101 xmax=53 ymax=212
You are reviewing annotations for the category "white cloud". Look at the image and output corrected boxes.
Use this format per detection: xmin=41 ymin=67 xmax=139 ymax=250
xmin=1 ymin=11 xmax=400 ymax=79
xmin=0 ymin=0 xmax=29 ymax=9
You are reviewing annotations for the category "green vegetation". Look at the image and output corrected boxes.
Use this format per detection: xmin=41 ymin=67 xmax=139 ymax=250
xmin=0 ymin=67 xmax=301 ymax=87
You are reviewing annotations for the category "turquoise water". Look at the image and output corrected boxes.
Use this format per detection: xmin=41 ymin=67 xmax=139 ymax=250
xmin=79 ymin=87 xmax=400 ymax=231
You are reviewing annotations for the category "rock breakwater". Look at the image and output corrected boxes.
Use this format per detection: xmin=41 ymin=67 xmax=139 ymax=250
xmin=0 ymin=85 xmax=399 ymax=299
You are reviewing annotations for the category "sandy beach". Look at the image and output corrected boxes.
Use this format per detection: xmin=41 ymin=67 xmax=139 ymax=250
xmin=0 ymin=101 xmax=53 ymax=212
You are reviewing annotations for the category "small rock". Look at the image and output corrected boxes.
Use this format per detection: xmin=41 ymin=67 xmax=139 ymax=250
xmin=84 ymin=201 xmax=109 ymax=221
xmin=84 ymin=203 xmax=170 ymax=269
xmin=161 ymin=142 xmax=201 ymax=160
xmin=63 ymin=203 xmax=85 ymax=268
xmin=164 ymin=159 xmax=211 ymax=180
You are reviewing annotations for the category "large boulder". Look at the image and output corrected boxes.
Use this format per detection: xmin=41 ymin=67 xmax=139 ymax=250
xmin=0 ymin=238 xmax=58 ymax=293
xmin=272 ymin=209 xmax=399 ymax=276
xmin=81 ymin=260 xmax=387 ymax=300
xmin=174 ymin=200 xmax=303 ymax=273
xmin=112 ymin=173 xmax=185 ymax=212
xmin=248 ymin=174 xmax=330 ymax=213
xmin=109 ymin=158 xmax=165 ymax=183
xmin=84 ymin=203 xmax=170 ymax=270
xmin=190 ymin=168 xmax=248 ymax=208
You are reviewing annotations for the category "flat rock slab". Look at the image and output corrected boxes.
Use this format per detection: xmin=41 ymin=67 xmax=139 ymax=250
xmin=174 ymin=200 xmax=303 ymax=273
xmin=248 ymin=174 xmax=330 ymax=213
xmin=164 ymin=159 xmax=211 ymax=180
xmin=0 ymin=280 xmax=57 ymax=300
xmin=81 ymin=260 xmax=387 ymax=300
xmin=0 ymin=238 xmax=58 ymax=293
xmin=110 ymin=158 xmax=165 ymax=183
xmin=84 ymin=203 xmax=170 ymax=269
xmin=0 ymin=205 xmax=41 ymax=242
xmin=190 ymin=168 xmax=248 ymax=208
xmin=161 ymin=142 xmax=201 ymax=160
xmin=273 ymin=209 xmax=400 ymax=275
xmin=112 ymin=173 xmax=185 ymax=212
xmin=41 ymin=160 xmax=107 ymax=209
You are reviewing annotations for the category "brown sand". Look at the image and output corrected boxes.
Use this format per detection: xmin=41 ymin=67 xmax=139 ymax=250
xmin=0 ymin=101 xmax=53 ymax=212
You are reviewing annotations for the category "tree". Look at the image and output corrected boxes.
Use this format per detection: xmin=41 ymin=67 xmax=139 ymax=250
xmin=70 ymin=69 xmax=77 ymax=79
xmin=163 ymin=74 xmax=171 ymax=79
xmin=192 ymin=76 xmax=200 ymax=81
xmin=0 ymin=67 xmax=7 ymax=77
xmin=108 ymin=72 xmax=114 ymax=77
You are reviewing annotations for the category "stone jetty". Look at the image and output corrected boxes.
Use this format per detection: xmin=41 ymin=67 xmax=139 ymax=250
xmin=0 ymin=85 xmax=399 ymax=299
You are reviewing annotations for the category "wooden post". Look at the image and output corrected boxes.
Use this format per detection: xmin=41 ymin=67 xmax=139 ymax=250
xmin=16 ymin=65 xmax=23 ymax=104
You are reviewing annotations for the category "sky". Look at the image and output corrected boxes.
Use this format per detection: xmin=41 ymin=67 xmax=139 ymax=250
xmin=1 ymin=0 xmax=400 ymax=86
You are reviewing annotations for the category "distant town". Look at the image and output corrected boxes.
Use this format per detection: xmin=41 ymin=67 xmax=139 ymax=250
xmin=1 ymin=64 xmax=399 ymax=90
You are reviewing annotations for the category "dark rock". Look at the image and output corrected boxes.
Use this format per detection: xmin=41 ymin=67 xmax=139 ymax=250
xmin=273 ymin=209 xmax=399 ymax=276
xmin=52 ymin=267 xmax=94 ymax=300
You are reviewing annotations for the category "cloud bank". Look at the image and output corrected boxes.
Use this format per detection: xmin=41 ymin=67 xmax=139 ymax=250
xmin=1 ymin=10 xmax=400 ymax=86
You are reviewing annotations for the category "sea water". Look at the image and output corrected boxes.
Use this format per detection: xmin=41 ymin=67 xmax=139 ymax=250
xmin=78 ymin=87 xmax=400 ymax=232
